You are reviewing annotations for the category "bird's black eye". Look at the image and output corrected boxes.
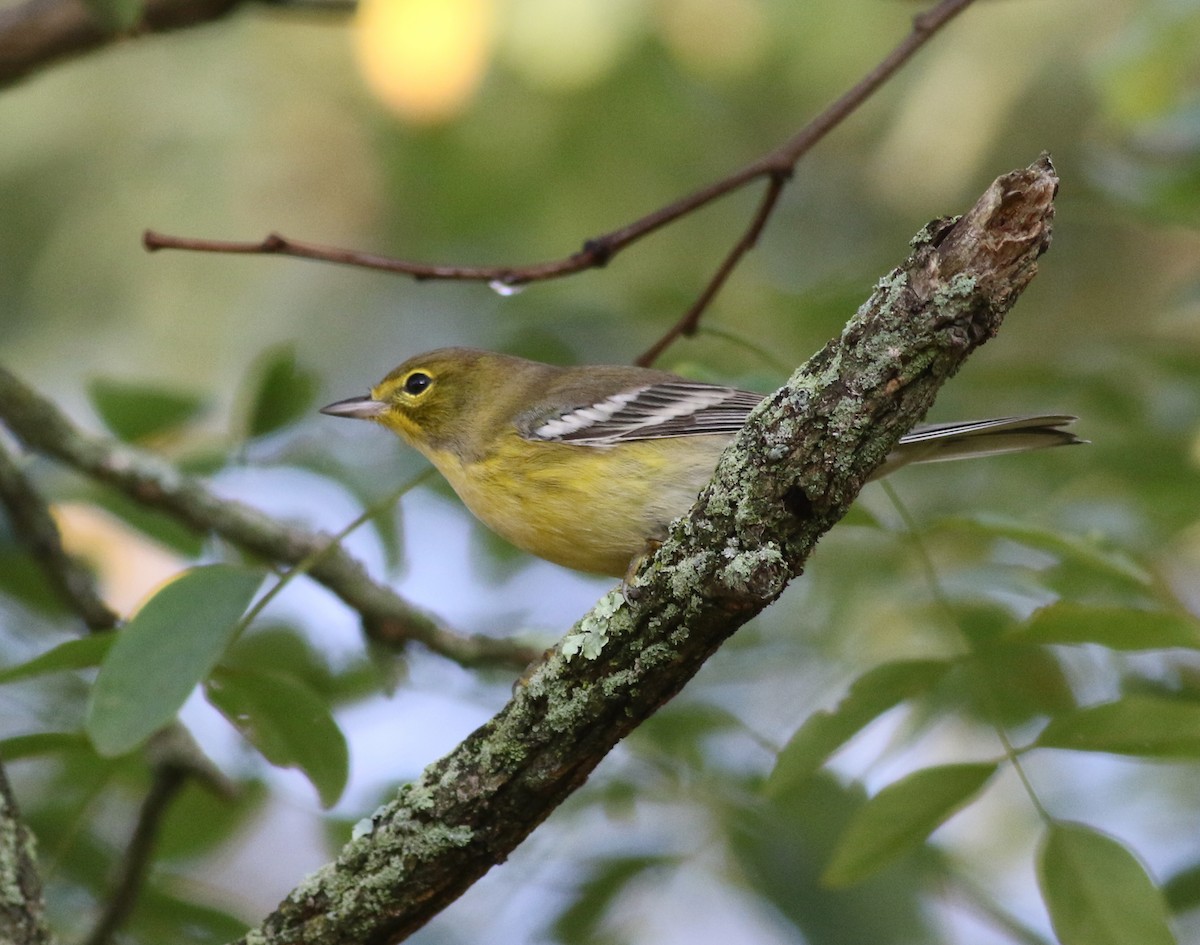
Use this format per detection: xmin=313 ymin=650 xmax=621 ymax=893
xmin=404 ymin=372 xmax=432 ymax=395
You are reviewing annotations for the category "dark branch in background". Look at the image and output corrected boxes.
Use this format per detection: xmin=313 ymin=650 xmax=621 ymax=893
xmin=0 ymin=438 xmax=120 ymax=632
xmin=142 ymin=0 xmax=980 ymax=366
xmin=0 ymin=379 xmax=540 ymax=671
xmin=0 ymin=0 xmax=247 ymax=87
xmin=82 ymin=761 xmax=188 ymax=945
xmin=235 ymin=157 xmax=1059 ymax=945
xmin=74 ymin=727 xmax=234 ymax=945
xmin=0 ymin=763 xmax=52 ymax=945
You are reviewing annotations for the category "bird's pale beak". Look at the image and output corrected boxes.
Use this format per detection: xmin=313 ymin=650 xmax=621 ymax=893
xmin=319 ymin=396 xmax=388 ymax=420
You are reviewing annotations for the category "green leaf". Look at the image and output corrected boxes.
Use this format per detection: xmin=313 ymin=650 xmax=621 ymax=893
xmin=224 ymin=624 xmax=380 ymax=704
xmin=970 ymin=642 xmax=1076 ymax=723
xmin=156 ymin=779 xmax=267 ymax=861
xmin=633 ymin=702 xmax=743 ymax=769
xmin=1163 ymin=860 xmax=1200 ymax=915
xmin=131 ymin=883 xmax=251 ymax=944
xmin=767 ymin=660 xmax=952 ymax=795
xmin=0 ymin=632 xmax=116 ymax=685
xmin=948 ymin=513 xmax=1152 ymax=586
xmin=0 ymin=731 xmax=91 ymax=760
xmin=1014 ymin=602 xmax=1200 ymax=651
xmin=0 ymin=550 xmax=70 ymax=615
xmin=1036 ymin=695 xmax=1200 ymax=757
xmin=81 ymin=0 xmax=143 ymax=30
xmin=205 ymin=666 xmax=348 ymax=808
xmin=821 ymin=762 xmax=998 ymax=887
xmin=86 ymin=565 xmax=263 ymax=757
xmin=88 ymin=378 xmax=205 ymax=444
xmin=243 ymin=345 xmax=320 ymax=438
xmin=729 ymin=772 xmax=937 ymax=945
xmin=1039 ymin=822 xmax=1176 ymax=945
xmin=552 ymin=856 xmax=674 ymax=945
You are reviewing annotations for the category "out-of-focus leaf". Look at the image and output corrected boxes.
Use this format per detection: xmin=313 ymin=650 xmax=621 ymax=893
xmin=156 ymin=779 xmax=267 ymax=861
xmin=729 ymin=772 xmax=938 ymax=945
xmin=80 ymin=0 xmax=143 ymax=29
xmin=632 ymin=700 xmax=743 ymax=770
xmin=0 ymin=550 xmax=70 ymax=615
xmin=242 ymin=344 xmax=320 ymax=438
xmin=970 ymin=642 xmax=1076 ymax=724
xmin=0 ymin=731 xmax=91 ymax=760
xmin=552 ymin=855 xmax=674 ymax=945
xmin=1013 ymin=602 xmax=1200 ymax=651
xmin=1036 ymin=695 xmax=1200 ymax=757
xmin=0 ymin=632 xmax=115 ymax=685
xmin=87 ymin=378 xmax=205 ymax=444
xmin=205 ymin=666 xmax=348 ymax=808
xmin=86 ymin=565 xmax=263 ymax=756
xmin=1164 ymin=860 xmax=1200 ymax=915
xmin=767 ymin=659 xmax=952 ymax=795
xmin=224 ymin=624 xmax=380 ymax=704
xmin=177 ymin=446 xmax=237 ymax=477
xmin=1038 ymin=822 xmax=1176 ymax=945
xmin=132 ymin=883 xmax=250 ymax=944
xmin=23 ymin=810 xmax=115 ymax=892
xmin=822 ymin=763 xmax=998 ymax=887
xmin=947 ymin=513 xmax=1152 ymax=586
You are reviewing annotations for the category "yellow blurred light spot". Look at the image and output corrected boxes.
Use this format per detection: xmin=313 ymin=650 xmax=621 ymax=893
xmin=356 ymin=0 xmax=494 ymax=122
xmin=52 ymin=503 xmax=184 ymax=616
xmin=500 ymin=0 xmax=643 ymax=90
xmin=659 ymin=0 xmax=767 ymax=78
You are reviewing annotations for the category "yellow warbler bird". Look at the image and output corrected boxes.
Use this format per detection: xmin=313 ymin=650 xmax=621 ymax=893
xmin=321 ymin=348 xmax=1081 ymax=577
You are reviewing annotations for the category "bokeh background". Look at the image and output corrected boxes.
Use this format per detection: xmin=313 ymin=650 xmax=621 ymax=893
xmin=2 ymin=0 xmax=1199 ymax=942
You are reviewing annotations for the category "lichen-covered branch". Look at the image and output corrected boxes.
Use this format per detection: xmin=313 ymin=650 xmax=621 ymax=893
xmin=0 ymin=376 xmax=539 ymax=670
xmin=0 ymin=762 xmax=52 ymax=945
xmin=238 ymin=156 xmax=1059 ymax=945
xmin=0 ymin=0 xmax=246 ymax=88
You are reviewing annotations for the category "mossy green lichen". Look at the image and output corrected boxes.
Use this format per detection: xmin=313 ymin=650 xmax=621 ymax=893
xmin=719 ymin=546 xmax=786 ymax=596
xmin=400 ymin=823 xmax=474 ymax=858
xmin=561 ymin=590 xmax=623 ymax=660
xmin=0 ymin=818 xmax=24 ymax=909
xmin=542 ymin=683 xmax=599 ymax=733
xmin=934 ymin=272 xmax=977 ymax=304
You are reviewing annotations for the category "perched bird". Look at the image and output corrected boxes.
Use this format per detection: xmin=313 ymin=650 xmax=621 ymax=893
xmin=321 ymin=347 xmax=1081 ymax=577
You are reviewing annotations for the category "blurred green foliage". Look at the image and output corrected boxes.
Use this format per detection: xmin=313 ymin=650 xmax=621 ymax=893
xmin=1 ymin=0 xmax=1199 ymax=943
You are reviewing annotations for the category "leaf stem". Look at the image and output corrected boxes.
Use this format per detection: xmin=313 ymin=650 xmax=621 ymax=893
xmin=879 ymin=479 xmax=1054 ymax=824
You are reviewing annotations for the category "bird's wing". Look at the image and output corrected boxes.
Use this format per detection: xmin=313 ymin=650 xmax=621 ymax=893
xmin=528 ymin=382 xmax=764 ymax=446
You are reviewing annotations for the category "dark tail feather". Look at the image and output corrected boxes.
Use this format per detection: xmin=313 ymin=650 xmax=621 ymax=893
xmin=872 ymin=415 xmax=1084 ymax=479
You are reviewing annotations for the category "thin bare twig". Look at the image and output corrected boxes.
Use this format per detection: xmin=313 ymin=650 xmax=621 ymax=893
xmin=82 ymin=762 xmax=187 ymax=945
xmin=638 ymin=0 xmax=978 ymax=363
xmin=143 ymin=0 xmax=978 ymax=365
xmin=0 ymin=437 xmax=120 ymax=633
xmin=636 ymin=171 xmax=789 ymax=367
xmin=0 ymin=367 xmax=540 ymax=670
xmin=0 ymin=0 xmax=246 ymax=88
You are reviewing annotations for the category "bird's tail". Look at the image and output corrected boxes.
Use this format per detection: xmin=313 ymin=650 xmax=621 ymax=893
xmin=873 ymin=415 xmax=1083 ymax=479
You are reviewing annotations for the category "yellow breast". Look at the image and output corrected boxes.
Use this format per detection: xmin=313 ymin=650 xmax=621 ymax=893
xmin=422 ymin=433 xmax=729 ymax=576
